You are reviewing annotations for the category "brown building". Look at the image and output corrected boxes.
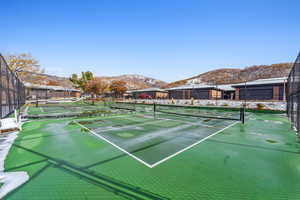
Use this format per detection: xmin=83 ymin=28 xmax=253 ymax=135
xmin=232 ymin=77 xmax=287 ymax=101
xmin=24 ymin=82 xmax=81 ymax=100
xmin=166 ymin=84 xmax=235 ymax=100
xmin=131 ymin=88 xmax=168 ymax=99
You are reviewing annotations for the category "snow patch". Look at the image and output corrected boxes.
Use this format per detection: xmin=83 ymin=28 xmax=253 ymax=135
xmin=130 ymin=99 xmax=286 ymax=111
xmin=0 ymin=119 xmax=29 ymax=199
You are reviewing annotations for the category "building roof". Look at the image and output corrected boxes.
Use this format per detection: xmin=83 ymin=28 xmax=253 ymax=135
xmin=232 ymin=77 xmax=287 ymax=87
xmin=24 ymin=82 xmax=80 ymax=92
xmin=217 ymin=84 xmax=235 ymax=91
xmin=130 ymin=88 xmax=167 ymax=93
xmin=167 ymin=84 xmax=235 ymax=91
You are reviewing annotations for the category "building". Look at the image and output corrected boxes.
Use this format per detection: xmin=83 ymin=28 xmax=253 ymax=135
xmin=131 ymin=88 xmax=168 ymax=99
xmin=24 ymin=82 xmax=81 ymax=100
xmin=232 ymin=77 xmax=287 ymax=101
xmin=218 ymin=84 xmax=236 ymax=100
xmin=166 ymin=84 xmax=235 ymax=100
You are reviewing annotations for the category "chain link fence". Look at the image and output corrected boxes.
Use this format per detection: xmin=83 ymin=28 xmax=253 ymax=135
xmin=287 ymin=52 xmax=300 ymax=135
xmin=0 ymin=54 xmax=26 ymax=119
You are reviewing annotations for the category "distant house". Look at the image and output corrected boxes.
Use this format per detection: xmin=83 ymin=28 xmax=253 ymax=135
xmin=166 ymin=84 xmax=235 ymax=100
xmin=24 ymin=82 xmax=81 ymax=100
xmin=232 ymin=77 xmax=287 ymax=101
xmin=131 ymin=88 xmax=168 ymax=99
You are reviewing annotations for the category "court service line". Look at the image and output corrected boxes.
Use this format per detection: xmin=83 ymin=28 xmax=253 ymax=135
xmin=74 ymin=121 xmax=153 ymax=168
xmin=75 ymin=120 xmax=239 ymax=168
xmin=149 ymin=121 xmax=240 ymax=168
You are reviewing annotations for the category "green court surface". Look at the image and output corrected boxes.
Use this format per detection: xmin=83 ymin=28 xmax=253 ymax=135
xmin=75 ymin=112 xmax=239 ymax=167
xmin=3 ymin=110 xmax=300 ymax=199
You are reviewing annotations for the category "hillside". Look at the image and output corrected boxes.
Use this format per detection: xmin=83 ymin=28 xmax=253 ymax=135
xmin=96 ymin=74 xmax=167 ymax=90
xmin=19 ymin=72 xmax=167 ymax=90
xmin=19 ymin=72 xmax=75 ymax=88
xmin=19 ymin=63 xmax=292 ymax=90
xmin=164 ymin=63 xmax=292 ymax=88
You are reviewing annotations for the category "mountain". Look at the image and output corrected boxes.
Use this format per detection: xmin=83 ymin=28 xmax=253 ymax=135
xmin=19 ymin=72 xmax=75 ymax=88
xmin=19 ymin=62 xmax=292 ymax=90
xmin=20 ymin=72 xmax=167 ymax=90
xmin=164 ymin=63 xmax=292 ymax=88
xmin=96 ymin=74 xmax=167 ymax=90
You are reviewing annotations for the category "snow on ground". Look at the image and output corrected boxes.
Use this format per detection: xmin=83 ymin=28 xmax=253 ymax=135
xmin=0 ymin=172 xmax=29 ymax=198
xmin=128 ymin=99 xmax=286 ymax=111
xmin=0 ymin=118 xmax=29 ymax=199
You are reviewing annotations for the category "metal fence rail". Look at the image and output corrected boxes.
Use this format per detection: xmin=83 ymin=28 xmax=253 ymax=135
xmin=287 ymin=52 xmax=300 ymax=135
xmin=0 ymin=54 xmax=26 ymax=119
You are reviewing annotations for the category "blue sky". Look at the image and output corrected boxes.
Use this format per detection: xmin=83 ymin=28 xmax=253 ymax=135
xmin=1 ymin=0 xmax=299 ymax=82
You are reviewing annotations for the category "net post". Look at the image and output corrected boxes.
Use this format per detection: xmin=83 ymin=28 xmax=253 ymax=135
xmin=239 ymin=107 xmax=242 ymax=121
xmin=153 ymin=102 xmax=156 ymax=119
xmin=242 ymin=106 xmax=245 ymax=124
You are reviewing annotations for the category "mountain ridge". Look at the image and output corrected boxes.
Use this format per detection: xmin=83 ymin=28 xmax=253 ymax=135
xmin=19 ymin=72 xmax=167 ymax=90
xmin=19 ymin=62 xmax=292 ymax=90
xmin=163 ymin=63 xmax=292 ymax=88
xmin=95 ymin=74 xmax=167 ymax=90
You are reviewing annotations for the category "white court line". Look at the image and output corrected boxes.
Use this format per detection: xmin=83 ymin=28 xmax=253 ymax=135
xmin=75 ymin=120 xmax=239 ymax=168
xmin=74 ymin=121 xmax=152 ymax=168
xmin=149 ymin=121 xmax=239 ymax=168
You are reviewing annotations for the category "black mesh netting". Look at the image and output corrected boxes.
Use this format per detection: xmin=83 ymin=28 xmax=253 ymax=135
xmin=0 ymin=54 xmax=25 ymax=118
xmin=287 ymin=52 xmax=300 ymax=135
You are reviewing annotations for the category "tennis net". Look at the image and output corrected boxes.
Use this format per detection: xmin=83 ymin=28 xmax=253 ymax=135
xmin=114 ymin=102 xmax=153 ymax=113
xmin=26 ymin=101 xmax=113 ymax=118
xmin=109 ymin=102 xmax=136 ymax=111
xmin=154 ymin=104 xmax=244 ymax=122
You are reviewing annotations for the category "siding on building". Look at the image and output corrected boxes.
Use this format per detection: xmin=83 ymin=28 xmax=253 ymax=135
xmin=167 ymin=84 xmax=234 ymax=100
xmin=130 ymin=78 xmax=287 ymax=101
xmin=235 ymin=84 xmax=285 ymax=100
xmin=232 ymin=77 xmax=287 ymax=101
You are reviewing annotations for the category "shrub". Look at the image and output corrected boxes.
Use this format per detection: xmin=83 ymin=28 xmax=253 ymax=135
xmin=256 ymin=103 xmax=265 ymax=110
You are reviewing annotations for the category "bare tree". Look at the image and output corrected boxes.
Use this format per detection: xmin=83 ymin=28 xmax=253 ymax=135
xmin=5 ymin=53 xmax=43 ymax=74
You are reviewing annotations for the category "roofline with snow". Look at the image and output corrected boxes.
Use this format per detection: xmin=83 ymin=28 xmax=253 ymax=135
xmin=232 ymin=77 xmax=287 ymax=87
xmin=166 ymin=84 xmax=235 ymax=91
xmin=129 ymin=88 xmax=167 ymax=93
xmin=23 ymin=82 xmax=81 ymax=92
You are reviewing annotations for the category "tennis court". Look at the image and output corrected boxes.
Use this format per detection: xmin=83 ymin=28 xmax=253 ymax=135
xmin=75 ymin=106 xmax=242 ymax=167
xmin=4 ymin=108 xmax=300 ymax=200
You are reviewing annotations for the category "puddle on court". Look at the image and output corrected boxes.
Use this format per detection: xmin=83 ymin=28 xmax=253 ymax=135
xmin=116 ymin=133 xmax=135 ymax=138
xmin=265 ymin=139 xmax=278 ymax=143
xmin=76 ymin=115 xmax=237 ymax=166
